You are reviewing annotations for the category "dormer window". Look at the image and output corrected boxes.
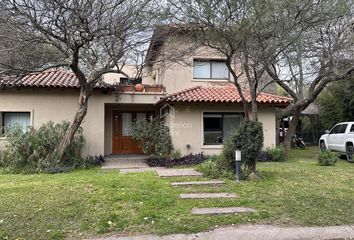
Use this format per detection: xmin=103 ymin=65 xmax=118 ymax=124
xmin=193 ymin=59 xmax=229 ymax=80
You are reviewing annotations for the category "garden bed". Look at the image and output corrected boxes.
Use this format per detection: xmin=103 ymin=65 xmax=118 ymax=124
xmin=146 ymin=153 xmax=205 ymax=168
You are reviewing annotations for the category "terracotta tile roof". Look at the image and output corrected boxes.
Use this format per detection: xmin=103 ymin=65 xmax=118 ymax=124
xmin=0 ymin=69 xmax=112 ymax=89
xmin=160 ymin=85 xmax=292 ymax=106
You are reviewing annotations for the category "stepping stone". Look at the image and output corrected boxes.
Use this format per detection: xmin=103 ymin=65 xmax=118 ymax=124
xmin=171 ymin=180 xmax=225 ymax=187
xmin=119 ymin=167 xmax=165 ymax=173
xmin=191 ymin=207 xmax=256 ymax=215
xmin=157 ymin=168 xmax=202 ymax=178
xmin=180 ymin=193 xmax=237 ymax=199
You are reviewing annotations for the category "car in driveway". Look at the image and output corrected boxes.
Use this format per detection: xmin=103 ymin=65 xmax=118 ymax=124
xmin=319 ymin=122 xmax=354 ymax=162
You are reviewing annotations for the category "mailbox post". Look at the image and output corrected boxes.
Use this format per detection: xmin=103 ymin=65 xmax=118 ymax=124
xmin=235 ymin=149 xmax=242 ymax=181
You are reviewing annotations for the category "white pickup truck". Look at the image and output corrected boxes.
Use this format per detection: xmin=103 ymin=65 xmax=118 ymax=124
xmin=319 ymin=122 xmax=354 ymax=162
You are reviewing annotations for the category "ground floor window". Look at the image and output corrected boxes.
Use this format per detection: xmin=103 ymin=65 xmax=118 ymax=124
xmin=203 ymin=112 xmax=243 ymax=145
xmin=1 ymin=112 xmax=31 ymax=136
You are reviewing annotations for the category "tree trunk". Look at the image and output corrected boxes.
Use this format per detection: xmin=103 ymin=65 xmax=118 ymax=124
xmin=53 ymin=86 xmax=91 ymax=161
xmin=250 ymin=91 xmax=258 ymax=121
xmin=309 ymin=115 xmax=317 ymax=145
xmin=248 ymin=161 xmax=256 ymax=174
xmin=283 ymin=108 xmax=301 ymax=152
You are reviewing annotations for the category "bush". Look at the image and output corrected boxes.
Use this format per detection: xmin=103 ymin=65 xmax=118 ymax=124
xmin=131 ymin=117 xmax=173 ymax=159
xmin=258 ymin=151 xmax=273 ymax=162
xmin=197 ymin=159 xmax=221 ymax=179
xmin=219 ymin=121 xmax=264 ymax=175
xmin=0 ymin=121 xmax=93 ymax=174
xmin=146 ymin=152 xmax=204 ymax=168
xmin=317 ymin=151 xmax=338 ymax=166
xmin=170 ymin=149 xmax=182 ymax=159
xmin=265 ymin=145 xmax=286 ymax=162
xmin=197 ymin=155 xmax=234 ymax=179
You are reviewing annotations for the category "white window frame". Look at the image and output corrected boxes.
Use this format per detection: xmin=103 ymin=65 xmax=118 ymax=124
xmin=192 ymin=58 xmax=230 ymax=81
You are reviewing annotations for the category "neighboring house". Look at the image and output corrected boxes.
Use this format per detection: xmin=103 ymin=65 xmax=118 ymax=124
xmin=0 ymin=28 xmax=292 ymax=157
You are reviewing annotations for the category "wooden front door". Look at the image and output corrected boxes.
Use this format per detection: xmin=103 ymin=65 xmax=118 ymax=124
xmin=112 ymin=111 xmax=149 ymax=154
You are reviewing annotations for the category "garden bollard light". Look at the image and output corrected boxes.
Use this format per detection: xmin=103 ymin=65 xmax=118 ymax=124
xmin=235 ymin=149 xmax=242 ymax=181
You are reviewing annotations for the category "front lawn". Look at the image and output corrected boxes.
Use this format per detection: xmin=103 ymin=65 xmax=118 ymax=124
xmin=1 ymin=147 xmax=353 ymax=239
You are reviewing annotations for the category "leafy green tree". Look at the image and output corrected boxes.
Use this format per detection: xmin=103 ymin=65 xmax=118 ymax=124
xmin=317 ymin=79 xmax=354 ymax=129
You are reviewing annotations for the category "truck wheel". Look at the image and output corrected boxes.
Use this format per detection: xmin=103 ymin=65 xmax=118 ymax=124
xmin=320 ymin=142 xmax=326 ymax=151
xmin=346 ymin=145 xmax=353 ymax=162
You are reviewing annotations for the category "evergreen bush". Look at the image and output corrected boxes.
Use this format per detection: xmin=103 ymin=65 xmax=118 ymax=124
xmin=220 ymin=121 xmax=264 ymax=175
xmin=131 ymin=117 xmax=173 ymax=158
xmin=265 ymin=145 xmax=286 ymax=162
xmin=317 ymin=150 xmax=338 ymax=166
xmin=0 ymin=121 xmax=88 ymax=173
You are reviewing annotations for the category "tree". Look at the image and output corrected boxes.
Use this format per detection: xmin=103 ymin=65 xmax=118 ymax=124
xmin=167 ymin=0 xmax=336 ymax=172
xmin=264 ymin=0 xmax=354 ymax=150
xmin=167 ymin=0 xmax=328 ymax=122
xmin=317 ymin=79 xmax=354 ymax=129
xmin=0 ymin=0 xmax=157 ymax=160
xmin=0 ymin=7 xmax=62 ymax=74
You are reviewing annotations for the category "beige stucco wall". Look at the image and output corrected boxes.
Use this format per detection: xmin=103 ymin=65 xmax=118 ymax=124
xmin=0 ymin=89 xmax=165 ymax=156
xmin=145 ymin=35 xmax=275 ymax=94
xmin=165 ymin=103 xmax=276 ymax=155
xmin=0 ymin=88 xmax=277 ymax=157
xmin=102 ymin=65 xmax=141 ymax=85
xmin=0 ymin=89 xmax=105 ymax=156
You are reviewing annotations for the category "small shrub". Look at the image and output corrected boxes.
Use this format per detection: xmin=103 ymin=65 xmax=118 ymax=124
xmin=265 ymin=145 xmax=286 ymax=162
xmin=258 ymin=151 xmax=273 ymax=162
xmin=131 ymin=117 xmax=173 ymax=159
xmin=0 ymin=121 xmax=90 ymax=174
xmin=170 ymin=149 xmax=182 ymax=159
xmin=317 ymin=151 xmax=338 ymax=166
xmin=205 ymin=154 xmax=220 ymax=162
xmin=219 ymin=121 xmax=264 ymax=175
xmin=197 ymin=155 xmax=235 ymax=179
xmin=197 ymin=159 xmax=221 ymax=179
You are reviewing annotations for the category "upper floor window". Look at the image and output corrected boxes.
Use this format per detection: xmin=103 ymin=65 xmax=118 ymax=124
xmin=193 ymin=59 xmax=229 ymax=80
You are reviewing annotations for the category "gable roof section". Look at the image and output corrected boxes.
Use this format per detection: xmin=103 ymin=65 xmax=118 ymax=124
xmin=0 ymin=69 xmax=112 ymax=90
xmin=145 ymin=24 xmax=192 ymax=66
xmin=160 ymin=85 xmax=292 ymax=107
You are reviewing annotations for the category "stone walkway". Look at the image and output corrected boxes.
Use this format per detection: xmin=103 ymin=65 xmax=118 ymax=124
xmin=119 ymin=167 xmax=165 ymax=173
xmin=93 ymin=224 xmax=354 ymax=240
xmin=171 ymin=180 xmax=225 ymax=186
xmin=157 ymin=168 xmax=255 ymax=215
xmin=191 ymin=207 xmax=255 ymax=215
xmin=156 ymin=168 xmax=203 ymax=177
xmin=179 ymin=193 xmax=237 ymax=199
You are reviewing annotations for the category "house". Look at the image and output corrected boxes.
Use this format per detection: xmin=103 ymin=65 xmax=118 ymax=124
xmin=0 ymin=28 xmax=292 ymax=157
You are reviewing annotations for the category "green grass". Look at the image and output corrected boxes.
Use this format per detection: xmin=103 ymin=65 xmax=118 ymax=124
xmin=1 ymin=147 xmax=354 ymax=239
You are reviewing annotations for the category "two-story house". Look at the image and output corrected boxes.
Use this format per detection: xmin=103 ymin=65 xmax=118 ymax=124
xmin=0 ymin=27 xmax=292 ymax=157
